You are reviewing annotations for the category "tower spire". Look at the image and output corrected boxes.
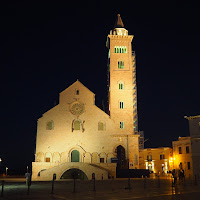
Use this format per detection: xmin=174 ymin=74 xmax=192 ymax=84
xmin=114 ymin=14 xmax=124 ymax=28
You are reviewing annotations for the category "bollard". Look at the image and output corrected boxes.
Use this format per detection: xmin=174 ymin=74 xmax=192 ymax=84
xmin=125 ymin=177 xmax=131 ymax=190
xmin=73 ymin=178 xmax=76 ymax=193
xmin=1 ymin=180 xmax=5 ymax=197
xmin=51 ymin=174 xmax=56 ymax=194
xmin=144 ymin=176 xmax=147 ymax=189
xmin=92 ymin=173 xmax=96 ymax=191
xmin=51 ymin=179 xmax=54 ymax=194
xmin=93 ymin=178 xmax=96 ymax=191
xmin=194 ymin=175 xmax=197 ymax=185
xmin=157 ymin=176 xmax=160 ymax=188
xmin=27 ymin=184 xmax=30 ymax=195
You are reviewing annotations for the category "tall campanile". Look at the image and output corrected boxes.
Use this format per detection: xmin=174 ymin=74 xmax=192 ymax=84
xmin=107 ymin=14 xmax=138 ymax=135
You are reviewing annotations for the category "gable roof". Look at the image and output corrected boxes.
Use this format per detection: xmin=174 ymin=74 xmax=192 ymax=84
xmin=60 ymin=80 xmax=95 ymax=95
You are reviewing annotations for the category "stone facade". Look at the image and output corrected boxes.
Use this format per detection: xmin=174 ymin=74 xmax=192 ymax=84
xmin=185 ymin=115 xmax=200 ymax=178
xmin=139 ymin=147 xmax=173 ymax=174
xmin=32 ymin=15 xmax=139 ymax=181
xmin=172 ymin=136 xmax=193 ymax=178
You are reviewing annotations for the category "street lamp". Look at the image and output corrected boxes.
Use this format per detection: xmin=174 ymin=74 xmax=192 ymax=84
xmin=0 ymin=158 xmax=2 ymax=176
xmin=6 ymin=167 xmax=8 ymax=176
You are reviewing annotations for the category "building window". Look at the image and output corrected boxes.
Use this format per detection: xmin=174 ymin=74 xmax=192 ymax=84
xmin=115 ymin=46 xmax=127 ymax=54
xmin=100 ymin=158 xmax=104 ymax=163
xmin=186 ymin=146 xmax=190 ymax=154
xmin=160 ymin=154 xmax=165 ymax=160
xmin=119 ymin=83 xmax=124 ymax=90
xmin=120 ymin=121 xmax=124 ymax=129
xmin=98 ymin=122 xmax=105 ymax=131
xmin=179 ymin=147 xmax=182 ymax=154
xmin=118 ymin=61 xmax=124 ymax=69
xmin=147 ymin=155 xmax=152 ymax=161
xmin=187 ymin=162 xmax=191 ymax=170
xmin=46 ymin=157 xmax=50 ymax=162
xmin=76 ymin=89 xmax=79 ymax=95
xmin=46 ymin=121 xmax=54 ymax=130
xmin=119 ymin=101 xmax=124 ymax=109
xmin=74 ymin=120 xmax=81 ymax=130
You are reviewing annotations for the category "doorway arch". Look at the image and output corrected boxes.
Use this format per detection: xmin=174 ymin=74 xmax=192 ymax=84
xmin=71 ymin=150 xmax=80 ymax=162
xmin=60 ymin=168 xmax=88 ymax=180
xmin=116 ymin=145 xmax=126 ymax=169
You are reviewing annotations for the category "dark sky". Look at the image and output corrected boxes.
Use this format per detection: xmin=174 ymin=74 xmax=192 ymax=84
xmin=0 ymin=1 xmax=200 ymax=172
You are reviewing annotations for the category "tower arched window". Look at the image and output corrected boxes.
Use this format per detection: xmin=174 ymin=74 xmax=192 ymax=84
xmin=114 ymin=46 xmax=127 ymax=54
xmin=119 ymin=82 xmax=124 ymax=90
xmin=118 ymin=61 xmax=124 ymax=69
xmin=124 ymin=46 xmax=127 ymax=53
xmin=119 ymin=101 xmax=124 ymax=109
xmin=120 ymin=121 xmax=125 ymax=129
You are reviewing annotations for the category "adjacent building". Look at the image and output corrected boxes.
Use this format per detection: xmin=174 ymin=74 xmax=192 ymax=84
xmin=139 ymin=147 xmax=173 ymax=174
xmin=172 ymin=136 xmax=192 ymax=178
xmin=185 ymin=115 xmax=200 ymax=178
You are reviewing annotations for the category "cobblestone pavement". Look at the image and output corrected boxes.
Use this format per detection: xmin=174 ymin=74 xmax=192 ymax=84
xmin=0 ymin=178 xmax=200 ymax=199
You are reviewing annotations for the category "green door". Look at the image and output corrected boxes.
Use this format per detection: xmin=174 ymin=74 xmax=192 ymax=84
xmin=71 ymin=150 xmax=80 ymax=162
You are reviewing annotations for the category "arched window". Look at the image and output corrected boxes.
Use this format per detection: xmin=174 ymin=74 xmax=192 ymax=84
xmin=115 ymin=46 xmax=120 ymax=53
xmin=118 ymin=61 xmax=124 ymax=69
xmin=124 ymin=46 xmax=127 ymax=53
xmin=74 ymin=120 xmax=81 ymax=130
xmin=71 ymin=150 xmax=80 ymax=162
xmin=46 ymin=121 xmax=54 ymax=130
xmin=120 ymin=121 xmax=124 ymax=129
xmin=114 ymin=46 xmax=127 ymax=54
xmin=76 ymin=89 xmax=79 ymax=95
xmin=98 ymin=121 xmax=105 ymax=131
xmin=119 ymin=82 xmax=124 ymax=90
xmin=119 ymin=101 xmax=124 ymax=109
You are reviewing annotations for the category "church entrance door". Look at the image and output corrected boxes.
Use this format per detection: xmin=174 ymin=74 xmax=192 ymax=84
xmin=117 ymin=145 xmax=126 ymax=169
xmin=71 ymin=150 xmax=80 ymax=162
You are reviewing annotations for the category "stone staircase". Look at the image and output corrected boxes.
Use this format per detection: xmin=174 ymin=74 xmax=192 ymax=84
xmin=32 ymin=162 xmax=110 ymax=181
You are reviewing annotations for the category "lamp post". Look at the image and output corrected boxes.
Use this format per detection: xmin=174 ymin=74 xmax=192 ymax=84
xmin=0 ymin=158 xmax=2 ymax=176
xmin=6 ymin=167 xmax=8 ymax=176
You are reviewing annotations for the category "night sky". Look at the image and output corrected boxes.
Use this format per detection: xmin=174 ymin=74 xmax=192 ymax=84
xmin=1 ymin=1 xmax=200 ymax=173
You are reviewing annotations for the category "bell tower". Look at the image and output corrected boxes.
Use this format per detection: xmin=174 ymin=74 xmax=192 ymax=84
xmin=107 ymin=14 xmax=138 ymax=135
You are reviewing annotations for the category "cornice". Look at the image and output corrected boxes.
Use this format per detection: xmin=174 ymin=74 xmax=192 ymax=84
xmin=184 ymin=115 xmax=200 ymax=120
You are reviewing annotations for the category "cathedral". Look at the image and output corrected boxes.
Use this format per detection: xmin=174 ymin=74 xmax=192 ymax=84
xmin=32 ymin=14 xmax=139 ymax=181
